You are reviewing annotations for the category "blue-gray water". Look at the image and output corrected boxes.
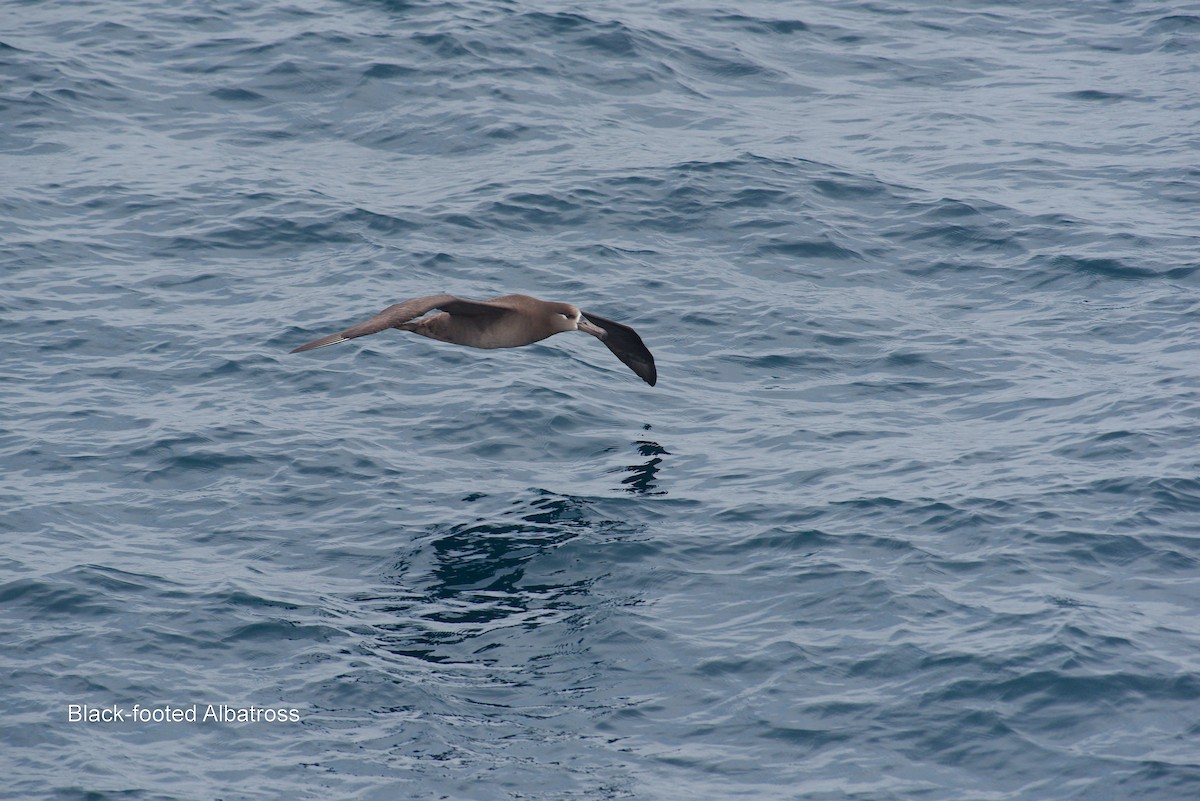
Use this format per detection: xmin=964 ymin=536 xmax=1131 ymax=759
xmin=3 ymin=1 xmax=1200 ymax=799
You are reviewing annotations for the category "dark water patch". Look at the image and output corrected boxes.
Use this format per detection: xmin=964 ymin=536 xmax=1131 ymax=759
xmin=719 ymin=352 xmax=813 ymax=374
xmin=699 ymin=523 xmax=835 ymax=558
xmin=1034 ymin=253 xmax=1174 ymax=284
xmin=1058 ymin=89 xmax=1145 ymax=103
xmin=676 ymin=43 xmax=781 ymax=83
xmin=580 ymin=28 xmax=642 ymax=59
xmin=435 ymin=212 xmax=487 ymax=229
xmin=912 ymin=501 xmax=1007 ymax=536
xmin=155 ymin=216 xmax=362 ymax=254
xmin=224 ymin=620 xmax=340 ymax=645
xmin=483 ymin=192 xmax=586 ymax=229
xmin=1027 ymin=529 xmax=1157 ymax=571
xmin=480 ymin=121 xmax=529 ymax=140
xmin=897 ymin=219 xmax=1015 ymax=253
xmin=66 ymin=565 xmax=182 ymax=598
xmin=999 ymin=669 xmax=1200 ymax=716
xmin=353 ymin=109 xmax=557 ymax=155
xmin=1146 ymin=14 xmax=1200 ymax=53
xmin=1163 ymin=264 xmax=1200 ymax=280
xmin=1148 ymin=14 xmax=1200 ymax=32
xmin=343 ymin=207 xmax=421 ymax=236
xmin=412 ymin=31 xmax=477 ymax=60
xmin=208 ymin=87 xmax=266 ymax=103
xmin=711 ymin=14 xmax=811 ymax=36
xmin=1051 ymin=429 xmax=1162 ymax=462
xmin=0 ymin=576 xmax=118 ymax=618
xmin=754 ymin=235 xmax=859 ymax=261
xmin=882 ymin=196 xmax=1027 ymax=267
xmin=1147 ymin=477 xmax=1200 ymax=515
xmin=141 ymin=450 xmax=264 ymax=483
xmin=723 ymin=187 xmax=790 ymax=208
xmin=497 ymin=14 xmax=696 ymax=95
xmin=362 ymin=62 xmax=420 ymax=80
xmin=517 ymin=10 xmax=594 ymax=34
xmin=520 ymin=14 xmax=651 ymax=63
xmin=812 ymin=176 xmax=887 ymax=200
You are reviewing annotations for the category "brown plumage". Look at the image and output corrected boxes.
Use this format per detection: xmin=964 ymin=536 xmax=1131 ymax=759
xmin=290 ymin=293 xmax=657 ymax=386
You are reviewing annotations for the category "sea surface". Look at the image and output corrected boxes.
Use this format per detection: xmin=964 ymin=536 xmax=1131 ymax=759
xmin=3 ymin=1 xmax=1200 ymax=799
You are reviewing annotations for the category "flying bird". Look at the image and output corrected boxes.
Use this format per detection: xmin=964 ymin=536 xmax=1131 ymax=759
xmin=290 ymin=293 xmax=657 ymax=386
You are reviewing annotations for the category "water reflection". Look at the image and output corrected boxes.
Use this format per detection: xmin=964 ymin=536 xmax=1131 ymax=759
xmin=617 ymin=438 xmax=669 ymax=496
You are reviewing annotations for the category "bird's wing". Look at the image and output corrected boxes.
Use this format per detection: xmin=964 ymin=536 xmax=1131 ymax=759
xmin=438 ymin=297 xmax=515 ymax=318
xmin=290 ymin=294 xmax=502 ymax=353
xmin=581 ymin=311 xmax=657 ymax=386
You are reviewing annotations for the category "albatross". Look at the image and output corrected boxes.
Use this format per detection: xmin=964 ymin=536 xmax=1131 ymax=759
xmin=289 ymin=293 xmax=657 ymax=386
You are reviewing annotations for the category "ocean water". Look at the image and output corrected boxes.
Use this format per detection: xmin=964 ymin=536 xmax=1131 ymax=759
xmin=3 ymin=0 xmax=1200 ymax=798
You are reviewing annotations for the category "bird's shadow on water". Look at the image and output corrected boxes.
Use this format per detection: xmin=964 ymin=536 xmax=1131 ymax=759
xmin=359 ymin=488 xmax=643 ymax=667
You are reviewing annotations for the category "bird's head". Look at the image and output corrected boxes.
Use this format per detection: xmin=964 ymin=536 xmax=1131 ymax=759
xmin=552 ymin=304 xmax=602 ymax=337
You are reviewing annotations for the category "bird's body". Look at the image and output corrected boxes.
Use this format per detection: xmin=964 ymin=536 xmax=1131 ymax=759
xmin=290 ymin=293 xmax=657 ymax=386
xmin=401 ymin=295 xmax=567 ymax=350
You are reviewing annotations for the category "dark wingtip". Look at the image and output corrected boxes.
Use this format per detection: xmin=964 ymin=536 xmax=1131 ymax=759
xmin=583 ymin=311 xmax=657 ymax=387
xmin=629 ymin=357 xmax=656 ymax=386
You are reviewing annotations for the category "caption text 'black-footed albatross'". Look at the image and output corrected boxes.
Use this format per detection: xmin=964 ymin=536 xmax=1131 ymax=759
xmin=290 ymin=294 xmax=657 ymax=386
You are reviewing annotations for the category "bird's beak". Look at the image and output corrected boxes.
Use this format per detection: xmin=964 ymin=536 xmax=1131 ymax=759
xmin=577 ymin=317 xmax=607 ymax=339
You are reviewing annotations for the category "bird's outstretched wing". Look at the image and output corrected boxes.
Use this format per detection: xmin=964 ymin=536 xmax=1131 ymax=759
xmin=290 ymin=294 xmax=505 ymax=353
xmin=582 ymin=311 xmax=657 ymax=386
